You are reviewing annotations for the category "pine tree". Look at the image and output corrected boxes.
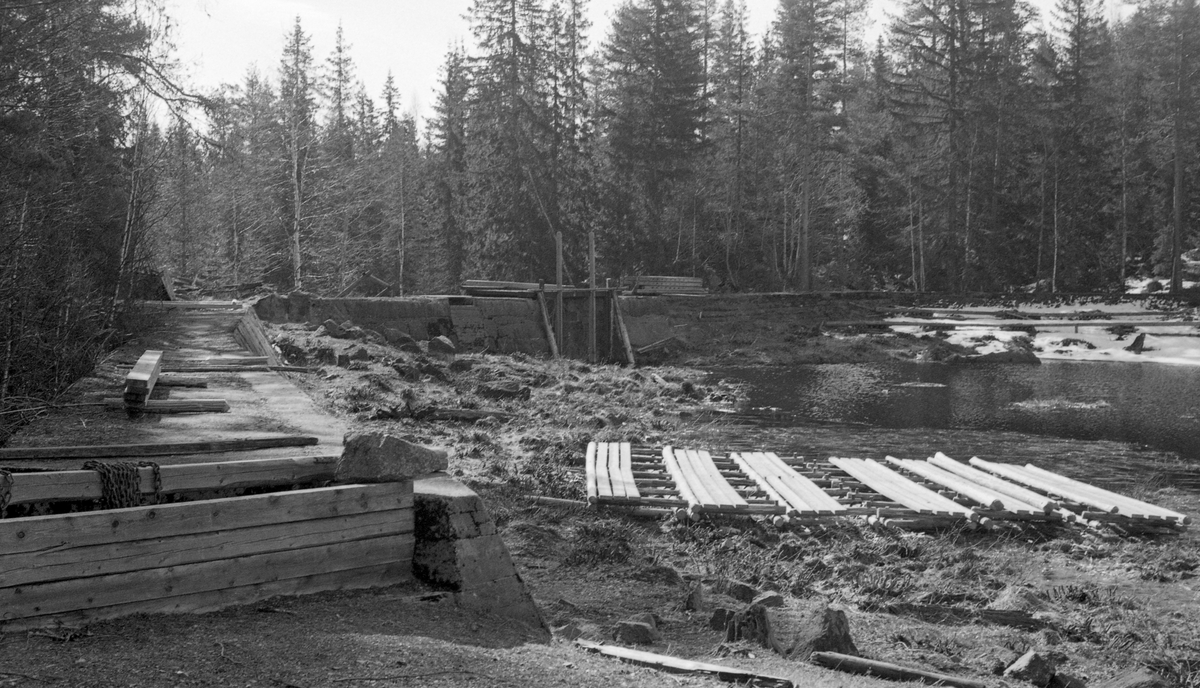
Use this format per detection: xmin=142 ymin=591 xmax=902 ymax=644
xmin=598 ymin=0 xmax=709 ymax=274
xmin=278 ymin=17 xmax=318 ymax=290
xmin=708 ymin=0 xmax=756 ymax=285
xmin=427 ymin=46 xmax=471 ymax=289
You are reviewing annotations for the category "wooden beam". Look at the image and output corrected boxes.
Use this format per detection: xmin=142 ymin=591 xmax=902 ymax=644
xmin=1 ymin=534 xmax=413 ymax=622
xmin=1 ymin=507 xmax=412 ymax=588
xmin=885 ymin=456 xmax=1004 ymax=511
xmin=116 ymin=365 xmax=311 ymax=373
xmin=612 ymin=293 xmax=636 ymax=366
xmin=232 ymin=309 xmax=281 ymax=366
xmin=0 ymin=436 xmax=319 ymax=460
xmin=1 ymin=483 xmax=410 ymax=558
xmin=928 ymin=453 xmax=1057 ymax=513
xmin=123 ymin=350 xmax=163 ymax=410
xmin=0 ymin=560 xmax=410 ymax=633
xmin=1022 ymin=463 xmax=1190 ymax=523
xmin=585 ymin=442 xmax=599 ymax=505
xmin=104 ymin=399 xmax=230 ymax=414
xmin=536 ymin=290 xmax=560 ymax=358
xmin=969 ymin=458 xmax=1119 ymax=514
xmin=6 ymin=455 xmax=341 ymax=506
xmin=155 ymin=376 xmax=208 ymax=388
xmin=141 ymin=300 xmax=243 ymax=310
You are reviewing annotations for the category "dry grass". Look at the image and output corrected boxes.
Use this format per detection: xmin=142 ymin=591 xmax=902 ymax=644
xmin=272 ymin=324 xmax=1200 ymax=686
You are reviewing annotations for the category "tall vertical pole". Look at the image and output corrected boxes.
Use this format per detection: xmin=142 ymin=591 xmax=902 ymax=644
xmin=555 ymin=231 xmax=564 ymax=354
xmin=589 ymin=230 xmax=597 ymax=363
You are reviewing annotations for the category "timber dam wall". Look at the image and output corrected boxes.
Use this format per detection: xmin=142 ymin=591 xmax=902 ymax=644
xmin=253 ymin=292 xmax=881 ymax=362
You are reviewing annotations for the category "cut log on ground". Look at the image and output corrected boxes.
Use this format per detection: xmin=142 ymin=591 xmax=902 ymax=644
xmin=812 ymin=652 xmax=989 ymax=688
xmin=885 ymin=603 xmax=1047 ymax=631
xmin=576 ymin=640 xmax=792 ymax=687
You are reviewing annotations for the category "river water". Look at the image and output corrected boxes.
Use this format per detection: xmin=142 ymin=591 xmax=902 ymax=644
xmin=713 ymin=360 xmax=1200 ymax=492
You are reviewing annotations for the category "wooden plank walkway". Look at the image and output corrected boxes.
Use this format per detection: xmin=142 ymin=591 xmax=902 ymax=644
xmin=583 ymin=443 xmax=1188 ymax=533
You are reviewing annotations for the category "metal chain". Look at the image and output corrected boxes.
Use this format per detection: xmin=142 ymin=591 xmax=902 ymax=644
xmin=138 ymin=461 xmax=162 ymax=504
xmin=82 ymin=461 xmax=143 ymax=510
xmin=0 ymin=468 xmax=12 ymax=519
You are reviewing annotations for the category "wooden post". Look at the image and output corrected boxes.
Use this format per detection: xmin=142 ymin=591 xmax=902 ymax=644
xmin=589 ymin=231 xmax=597 ymax=363
xmin=555 ymin=231 xmax=564 ymax=355
xmin=536 ymin=287 xmax=560 ymax=359
xmin=613 ymin=291 xmax=636 ymax=366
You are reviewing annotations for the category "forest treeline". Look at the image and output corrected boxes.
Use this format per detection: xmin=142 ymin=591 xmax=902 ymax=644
xmin=145 ymin=0 xmax=1200 ymax=297
xmin=1 ymin=0 xmax=1198 ymax=408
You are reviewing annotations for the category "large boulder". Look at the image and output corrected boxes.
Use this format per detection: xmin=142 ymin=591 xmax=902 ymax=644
xmin=384 ymin=328 xmax=418 ymax=348
xmin=1003 ymin=650 xmax=1057 ymax=687
xmin=725 ymin=600 xmax=857 ymax=660
xmin=614 ymin=620 xmax=660 ymax=645
xmin=337 ymin=431 xmax=449 ymax=482
xmin=428 ymin=335 xmax=457 ymax=355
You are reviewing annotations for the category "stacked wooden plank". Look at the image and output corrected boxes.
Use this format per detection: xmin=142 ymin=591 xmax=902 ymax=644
xmin=970 ymin=457 xmax=1190 ymax=529
xmin=662 ymin=447 xmax=783 ymax=518
xmin=582 ymin=443 xmax=1189 ymax=533
xmin=623 ymin=276 xmax=706 ymax=296
xmin=122 ymin=350 xmax=163 ymax=412
xmin=731 ymin=452 xmax=846 ymax=520
xmin=461 ymin=280 xmax=578 ymax=295
xmin=112 ymin=350 xmax=244 ymax=414
xmin=586 ymin=441 xmax=639 ymax=505
xmin=885 ymin=454 xmax=1062 ymax=523
xmin=828 ymin=458 xmax=980 ymax=526
xmin=0 ymin=457 xmax=413 ymax=631
xmin=585 ymin=442 xmax=686 ymax=510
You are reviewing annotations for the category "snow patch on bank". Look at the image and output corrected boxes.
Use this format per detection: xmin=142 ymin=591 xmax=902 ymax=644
xmin=890 ymin=314 xmax=1200 ymax=366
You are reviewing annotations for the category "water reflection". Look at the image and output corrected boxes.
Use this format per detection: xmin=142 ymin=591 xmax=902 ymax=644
xmin=713 ymin=361 xmax=1200 ymax=491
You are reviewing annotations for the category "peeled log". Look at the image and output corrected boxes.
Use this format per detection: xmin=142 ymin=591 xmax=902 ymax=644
xmin=812 ymin=652 xmax=989 ymax=688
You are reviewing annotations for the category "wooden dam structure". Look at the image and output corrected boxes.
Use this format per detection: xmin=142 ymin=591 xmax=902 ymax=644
xmin=586 ymin=443 xmax=1189 ymax=534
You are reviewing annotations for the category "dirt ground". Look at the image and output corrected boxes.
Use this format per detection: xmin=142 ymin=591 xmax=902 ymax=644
xmin=4 ymin=316 xmax=1200 ymax=687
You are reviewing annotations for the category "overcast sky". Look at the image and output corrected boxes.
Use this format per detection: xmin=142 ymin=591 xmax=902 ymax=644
xmin=163 ymin=0 xmax=1101 ymax=123
xmin=164 ymin=0 xmax=855 ymax=121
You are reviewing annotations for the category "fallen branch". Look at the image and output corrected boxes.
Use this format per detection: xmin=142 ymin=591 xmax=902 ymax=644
xmin=529 ymin=496 xmax=588 ymax=509
xmin=885 ymin=603 xmax=1047 ymax=631
xmin=811 ymin=651 xmax=988 ymax=688
xmin=576 ymin=639 xmax=793 ymax=687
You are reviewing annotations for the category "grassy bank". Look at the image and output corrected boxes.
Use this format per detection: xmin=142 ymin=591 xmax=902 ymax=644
xmin=269 ymin=322 xmax=1200 ymax=687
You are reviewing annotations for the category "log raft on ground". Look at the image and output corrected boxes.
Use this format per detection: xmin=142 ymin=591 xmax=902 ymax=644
xmin=583 ymin=443 xmax=1187 ymax=533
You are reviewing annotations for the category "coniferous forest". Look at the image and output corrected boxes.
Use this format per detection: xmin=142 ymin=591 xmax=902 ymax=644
xmin=2 ymin=0 xmax=1200 ymax=403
